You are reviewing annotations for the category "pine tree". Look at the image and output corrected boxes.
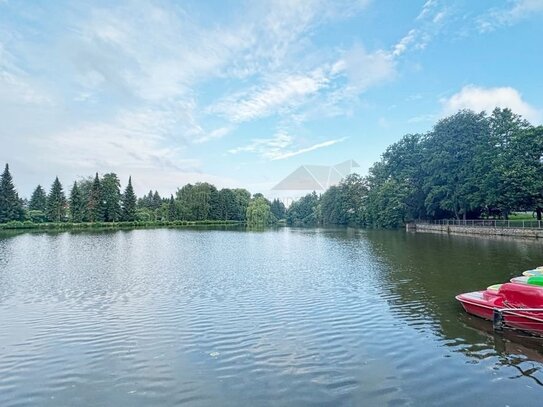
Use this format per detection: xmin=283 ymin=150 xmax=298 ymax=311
xmin=152 ymin=191 xmax=162 ymax=210
xmin=0 ymin=164 xmax=24 ymax=223
xmin=46 ymin=177 xmax=67 ymax=222
xmin=86 ymin=173 xmax=104 ymax=222
xmin=121 ymin=176 xmax=137 ymax=221
xmin=167 ymin=194 xmax=177 ymax=221
xmin=102 ymin=173 xmax=121 ymax=222
xmin=29 ymin=185 xmax=47 ymax=211
xmin=69 ymin=181 xmax=84 ymax=223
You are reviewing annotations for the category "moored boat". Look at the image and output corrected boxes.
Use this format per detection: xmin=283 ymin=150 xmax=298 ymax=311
xmin=522 ymin=269 xmax=543 ymax=277
xmin=510 ymin=275 xmax=543 ymax=286
xmin=456 ymin=283 xmax=543 ymax=334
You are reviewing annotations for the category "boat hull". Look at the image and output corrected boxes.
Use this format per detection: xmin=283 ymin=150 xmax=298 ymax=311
xmin=456 ymin=283 xmax=543 ymax=334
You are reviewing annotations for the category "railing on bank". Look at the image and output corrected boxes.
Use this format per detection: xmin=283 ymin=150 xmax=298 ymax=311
xmin=420 ymin=219 xmax=543 ymax=229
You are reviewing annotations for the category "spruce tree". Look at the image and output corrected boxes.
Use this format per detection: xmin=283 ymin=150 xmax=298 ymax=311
xmin=69 ymin=181 xmax=84 ymax=223
xmin=86 ymin=173 xmax=104 ymax=222
xmin=152 ymin=191 xmax=162 ymax=210
xmin=167 ymin=194 xmax=177 ymax=221
xmin=29 ymin=185 xmax=47 ymax=212
xmin=46 ymin=177 xmax=67 ymax=222
xmin=121 ymin=176 xmax=137 ymax=221
xmin=102 ymin=173 xmax=121 ymax=222
xmin=0 ymin=164 xmax=24 ymax=223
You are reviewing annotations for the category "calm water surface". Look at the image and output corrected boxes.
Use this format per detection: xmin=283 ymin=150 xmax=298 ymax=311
xmin=1 ymin=227 xmax=543 ymax=406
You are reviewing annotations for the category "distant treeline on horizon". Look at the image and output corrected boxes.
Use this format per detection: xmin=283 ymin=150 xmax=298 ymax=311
xmin=1 ymin=108 xmax=543 ymax=229
xmin=0 ymin=169 xmax=286 ymax=226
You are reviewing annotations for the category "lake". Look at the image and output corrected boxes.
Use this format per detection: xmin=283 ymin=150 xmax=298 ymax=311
xmin=1 ymin=227 xmax=543 ymax=406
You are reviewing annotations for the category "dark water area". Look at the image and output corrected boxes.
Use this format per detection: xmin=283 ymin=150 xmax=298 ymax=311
xmin=1 ymin=227 xmax=543 ymax=406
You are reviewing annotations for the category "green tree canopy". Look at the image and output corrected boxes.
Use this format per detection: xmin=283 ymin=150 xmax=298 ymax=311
xmin=247 ymin=196 xmax=274 ymax=226
xmin=270 ymin=198 xmax=286 ymax=220
xmin=102 ymin=173 xmax=122 ymax=222
xmin=286 ymin=192 xmax=319 ymax=226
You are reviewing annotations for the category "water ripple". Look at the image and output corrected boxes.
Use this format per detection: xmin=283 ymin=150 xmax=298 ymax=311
xmin=1 ymin=228 xmax=543 ymax=406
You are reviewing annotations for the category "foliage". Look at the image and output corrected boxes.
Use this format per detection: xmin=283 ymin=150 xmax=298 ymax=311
xmin=270 ymin=198 xmax=286 ymax=220
xmin=167 ymin=195 xmax=177 ymax=221
xmin=29 ymin=185 xmax=47 ymax=212
xmin=246 ymin=196 xmax=274 ymax=226
xmin=285 ymin=108 xmax=543 ymax=228
xmin=28 ymin=209 xmax=47 ymax=223
xmin=287 ymin=192 xmax=320 ymax=226
xmin=0 ymin=164 xmax=24 ymax=222
xmin=69 ymin=182 xmax=85 ymax=223
xmin=102 ymin=173 xmax=122 ymax=222
xmin=46 ymin=177 xmax=67 ymax=222
xmin=122 ymin=176 xmax=138 ymax=221
xmin=86 ymin=173 xmax=104 ymax=222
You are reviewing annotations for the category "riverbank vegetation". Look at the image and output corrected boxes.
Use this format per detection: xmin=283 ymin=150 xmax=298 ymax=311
xmin=287 ymin=108 xmax=543 ymax=228
xmin=0 ymin=166 xmax=286 ymax=228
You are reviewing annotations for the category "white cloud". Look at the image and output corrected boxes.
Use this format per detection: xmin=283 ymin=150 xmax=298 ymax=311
xmin=41 ymin=108 xmax=194 ymax=171
xmin=392 ymin=29 xmax=417 ymax=57
xmin=392 ymin=0 xmax=448 ymax=57
xmin=417 ymin=0 xmax=437 ymax=20
xmin=193 ymin=127 xmax=233 ymax=144
xmin=0 ymin=70 xmax=53 ymax=106
xmin=0 ymin=0 xmax=408 ymax=193
xmin=73 ymin=4 xmax=247 ymax=103
xmin=478 ymin=0 xmax=543 ymax=32
xmin=335 ymin=45 xmax=395 ymax=92
xmin=441 ymin=85 xmax=541 ymax=123
xmin=228 ymin=131 xmax=346 ymax=160
xmin=271 ymin=138 xmax=347 ymax=160
xmin=0 ymin=41 xmax=54 ymax=106
xmin=229 ymin=132 xmax=293 ymax=158
xmin=25 ymin=106 xmax=246 ymax=195
xmin=210 ymin=69 xmax=330 ymax=123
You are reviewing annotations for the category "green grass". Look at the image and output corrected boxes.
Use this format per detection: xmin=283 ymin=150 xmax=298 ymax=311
xmin=509 ymin=212 xmax=536 ymax=221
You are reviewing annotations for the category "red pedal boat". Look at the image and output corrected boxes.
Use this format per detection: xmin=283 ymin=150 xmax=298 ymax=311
xmin=456 ymin=283 xmax=543 ymax=334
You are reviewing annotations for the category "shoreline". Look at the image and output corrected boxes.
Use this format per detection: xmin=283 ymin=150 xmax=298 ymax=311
xmin=409 ymin=222 xmax=543 ymax=240
xmin=0 ymin=220 xmax=245 ymax=232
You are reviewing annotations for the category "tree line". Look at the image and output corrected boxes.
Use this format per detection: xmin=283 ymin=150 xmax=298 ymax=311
xmin=0 ymin=166 xmax=286 ymax=226
xmin=3 ymin=108 xmax=540 ymax=229
xmin=286 ymin=108 xmax=543 ymax=228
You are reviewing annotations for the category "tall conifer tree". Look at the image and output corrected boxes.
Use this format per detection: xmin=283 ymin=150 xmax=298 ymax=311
xmin=69 ymin=181 xmax=84 ymax=223
xmin=86 ymin=173 xmax=104 ymax=222
xmin=0 ymin=164 xmax=24 ymax=223
xmin=167 ymin=195 xmax=176 ymax=221
xmin=102 ymin=173 xmax=121 ymax=222
xmin=29 ymin=185 xmax=47 ymax=212
xmin=121 ymin=176 xmax=137 ymax=221
xmin=46 ymin=177 xmax=67 ymax=222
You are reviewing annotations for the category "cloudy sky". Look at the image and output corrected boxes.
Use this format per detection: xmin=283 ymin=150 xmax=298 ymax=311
xmin=1 ymin=0 xmax=542 ymax=197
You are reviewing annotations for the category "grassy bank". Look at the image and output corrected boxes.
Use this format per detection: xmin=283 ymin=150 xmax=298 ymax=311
xmin=0 ymin=220 xmax=245 ymax=231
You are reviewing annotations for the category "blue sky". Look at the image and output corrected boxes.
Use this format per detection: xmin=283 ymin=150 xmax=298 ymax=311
xmin=1 ymin=0 xmax=543 ymax=197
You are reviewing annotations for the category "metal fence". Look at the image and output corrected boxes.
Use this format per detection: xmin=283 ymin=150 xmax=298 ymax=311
xmin=420 ymin=219 xmax=543 ymax=229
